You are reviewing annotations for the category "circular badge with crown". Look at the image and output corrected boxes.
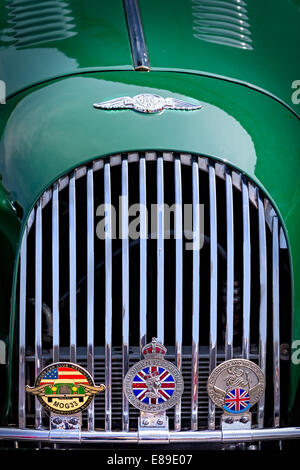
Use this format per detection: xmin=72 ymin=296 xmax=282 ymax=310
xmin=124 ymin=338 xmax=184 ymax=413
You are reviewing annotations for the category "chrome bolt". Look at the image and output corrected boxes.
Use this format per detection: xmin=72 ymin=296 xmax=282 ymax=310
xmin=240 ymin=416 xmax=249 ymax=424
xmin=225 ymin=417 xmax=234 ymax=424
xmin=280 ymin=343 xmax=290 ymax=360
xmin=157 ymin=419 xmax=164 ymax=425
xmin=69 ymin=418 xmax=78 ymax=426
xmin=143 ymin=419 xmax=149 ymax=426
xmin=53 ymin=417 xmax=62 ymax=425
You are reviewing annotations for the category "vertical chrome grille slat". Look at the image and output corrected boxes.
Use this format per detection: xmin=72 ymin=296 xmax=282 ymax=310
xmin=208 ymin=164 xmax=217 ymax=430
xmin=104 ymin=161 xmax=112 ymax=431
xmin=122 ymin=157 xmax=129 ymax=432
xmin=157 ymin=156 xmax=164 ymax=343
xmin=174 ymin=155 xmax=183 ymax=431
xmin=191 ymin=158 xmax=200 ymax=430
xmin=52 ymin=183 xmax=59 ymax=364
xmin=19 ymin=225 xmax=27 ymax=429
xmin=272 ymin=216 xmax=280 ymax=427
xmin=258 ymin=194 xmax=267 ymax=428
xmin=242 ymin=179 xmax=251 ymax=359
xmin=225 ymin=171 xmax=234 ymax=361
xmin=69 ymin=173 xmax=77 ymax=363
xmin=87 ymin=167 xmax=95 ymax=431
xmin=35 ymin=202 xmax=42 ymax=428
xmin=139 ymin=156 xmax=147 ymax=355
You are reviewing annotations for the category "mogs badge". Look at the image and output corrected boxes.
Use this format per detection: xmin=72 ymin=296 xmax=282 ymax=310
xmin=26 ymin=362 xmax=105 ymax=415
xmin=207 ymin=359 xmax=265 ymax=415
xmin=124 ymin=338 xmax=184 ymax=413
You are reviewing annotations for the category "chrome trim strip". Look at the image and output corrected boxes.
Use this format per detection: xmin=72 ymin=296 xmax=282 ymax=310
xmin=242 ymin=179 xmax=251 ymax=359
xmin=191 ymin=158 xmax=200 ymax=430
xmin=272 ymin=216 xmax=280 ymax=427
xmin=87 ymin=168 xmax=95 ymax=431
xmin=35 ymin=201 xmax=42 ymax=428
xmin=225 ymin=171 xmax=234 ymax=361
xmin=19 ymin=225 xmax=27 ymax=429
xmin=157 ymin=156 xmax=164 ymax=343
xmin=104 ymin=161 xmax=112 ymax=431
xmin=3 ymin=427 xmax=300 ymax=443
xmin=258 ymin=194 xmax=267 ymax=428
xmin=52 ymin=183 xmax=59 ymax=363
xmin=69 ymin=173 xmax=77 ymax=363
xmin=174 ymin=155 xmax=183 ymax=431
xmin=139 ymin=156 xmax=147 ymax=355
xmin=123 ymin=0 xmax=150 ymax=71
xmin=208 ymin=164 xmax=217 ymax=430
xmin=121 ymin=157 xmax=129 ymax=432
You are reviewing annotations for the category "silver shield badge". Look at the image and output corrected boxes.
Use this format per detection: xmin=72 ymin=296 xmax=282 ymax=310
xmin=124 ymin=338 xmax=184 ymax=413
xmin=207 ymin=359 xmax=265 ymax=415
xmin=93 ymin=93 xmax=202 ymax=114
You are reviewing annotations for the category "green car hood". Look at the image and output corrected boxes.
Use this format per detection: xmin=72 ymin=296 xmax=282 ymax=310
xmin=139 ymin=0 xmax=300 ymax=117
xmin=0 ymin=0 xmax=133 ymax=98
xmin=0 ymin=0 xmax=300 ymax=118
xmin=1 ymin=70 xmax=300 ymax=409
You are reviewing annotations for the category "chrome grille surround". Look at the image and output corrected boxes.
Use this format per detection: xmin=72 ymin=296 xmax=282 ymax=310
xmin=14 ymin=151 xmax=291 ymax=443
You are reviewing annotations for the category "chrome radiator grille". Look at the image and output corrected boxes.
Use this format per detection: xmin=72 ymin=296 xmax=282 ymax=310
xmin=17 ymin=152 xmax=291 ymax=435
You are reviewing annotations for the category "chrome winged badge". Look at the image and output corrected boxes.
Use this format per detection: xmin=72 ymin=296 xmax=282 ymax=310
xmin=93 ymin=93 xmax=202 ymax=114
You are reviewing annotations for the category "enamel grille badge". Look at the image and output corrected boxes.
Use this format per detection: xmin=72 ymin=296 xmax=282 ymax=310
xmin=93 ymin=93 xmax=202 ymax=114
xmin=124 ymin=338 xmax=184 ymax=413
xmin=207 ymin=359 xmax=265 ymax=415
xmin=26 ymin=362 xmax=105 ymax=415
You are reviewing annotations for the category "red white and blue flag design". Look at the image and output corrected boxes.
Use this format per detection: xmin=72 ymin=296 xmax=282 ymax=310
xmin=40 ymin=366 xmax=89 ymax=385
xmin=224 ymin=388 xmax=250 ymax=414
xmin=132 ymin=366 xmax=175 ymax=405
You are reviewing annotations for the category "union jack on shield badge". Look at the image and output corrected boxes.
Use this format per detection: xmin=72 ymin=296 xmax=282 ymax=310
xmin=124 ymin=338 xmax=184 ymax=413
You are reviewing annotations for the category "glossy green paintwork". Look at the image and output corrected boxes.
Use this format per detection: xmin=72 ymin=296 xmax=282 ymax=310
xmin=1 ymin=0 xmax=299 ymax=119
xmin=0 ymin=0 xmax=133 ymax=98
xmin=139 ymin=0 xmax=300 ymax=117
xmin=0 ymin=71 xmax=300 ymax=415
xmin=0 ymin=181 xmax=20 ymax=381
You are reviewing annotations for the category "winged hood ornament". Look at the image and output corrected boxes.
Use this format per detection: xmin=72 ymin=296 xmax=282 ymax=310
xmin=93 ymin=93 xmax=202 ymax=114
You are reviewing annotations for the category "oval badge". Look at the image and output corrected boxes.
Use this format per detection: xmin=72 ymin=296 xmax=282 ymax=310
xmin=26 ymin=362 xmax=105 ymax=415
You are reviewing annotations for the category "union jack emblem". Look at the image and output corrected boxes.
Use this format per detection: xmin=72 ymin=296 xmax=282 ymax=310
xmin=124 ymin=338 xmax=184 ymax=412
xmin=132 ymin=366 xmax=175 ymax=405
xmin=224 ymin=388 xmax=250 ymax=414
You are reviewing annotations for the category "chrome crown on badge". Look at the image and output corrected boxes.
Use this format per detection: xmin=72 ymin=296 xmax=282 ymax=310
xmin=207 ymin=359 xmax=265 ymax=415
xmin=93 ymin=93 xmax=203 ymax=114
xmin=124 ymin=338 xmax=184 ymax=413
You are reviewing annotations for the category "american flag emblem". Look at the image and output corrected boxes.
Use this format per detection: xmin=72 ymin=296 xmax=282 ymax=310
xmin=224 ymin=388 xmax=250 ymax=414
xmin=132 ymin=366 xmax=175 ymax=405
xmin=40 ymin=366 xmax=89 ymax=385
